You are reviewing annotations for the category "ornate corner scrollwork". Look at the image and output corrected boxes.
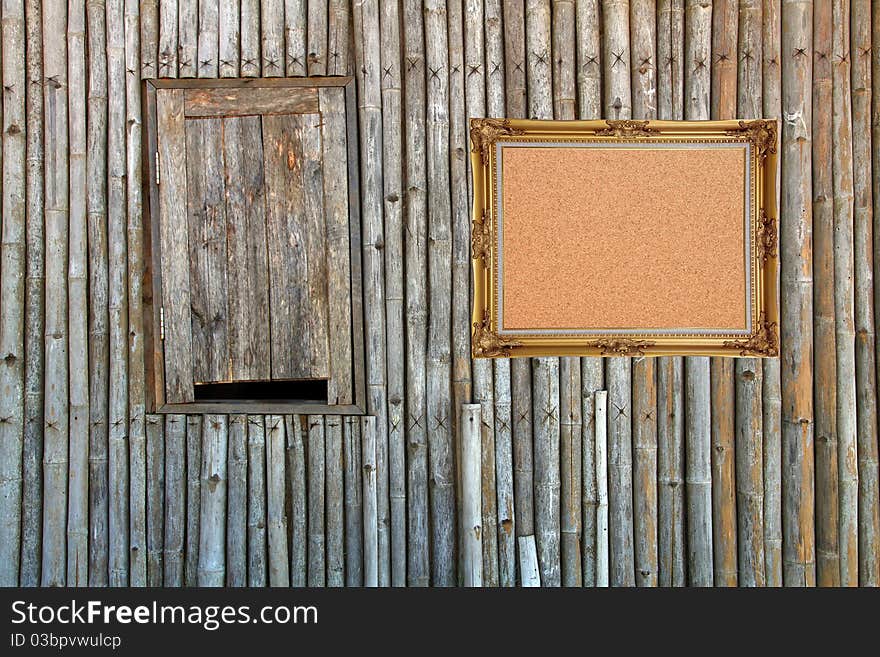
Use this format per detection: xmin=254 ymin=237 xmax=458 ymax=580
xmin=470 ymin=118 xmax=525 ymax=165
xmin=584 ymin=338 xmax=656 ymax=356
xmin=472 ymin=310 xmax=522 ymax=358
xmin=758 ymin=208 xmax=778 ymax=262
xmin=472 ymin=210 xmax=492 ymax=266
xmin=722 ymin=312 xmax=779 ymax=357
xmin=594 ymin=120 xmax=659 ymax=138
xmin=726 ymin=119 xmax=777 ymax=159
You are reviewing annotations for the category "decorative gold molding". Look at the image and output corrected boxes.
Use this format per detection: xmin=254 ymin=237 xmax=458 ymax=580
xmin=594 ymin=120 xmax=659 ymax=138
xmin=758 ymin=208 xmax=777 ymax=262
xmin=726 ymin=119 xmax=777 ymax=159
xmin=723 ymin=312 xmax=779 ymax=357
xmin=583 ymin=338 xmax=656 ymax=356
xmin=472 ymin=310 xmax=522 ymax=358
xmin=470 ymin=118 xmax=525 ymax=165
xmin=471 ymin=209 xmax=492 ymax=266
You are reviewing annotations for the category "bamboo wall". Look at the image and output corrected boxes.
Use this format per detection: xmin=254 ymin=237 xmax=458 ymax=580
xmin=0 ymin=0 xmax=878 ymax=587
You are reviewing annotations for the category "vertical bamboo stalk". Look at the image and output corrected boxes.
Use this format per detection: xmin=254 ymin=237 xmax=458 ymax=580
xmin=353 ymin=0 xmax=391 ymax=586
xmin=552 ymin=0 xmax=576 ymax=119
xmin=184 ymin=415 xmax=201 ymax=586
xmin=518 ymin=535 xmax=540 ymax=586
xmin=832 ymin=0 xmax=858 ymax=587
xmin=260 ymin=0 xmax=282 ymax=75
xmin=41 ymin=0 xmax=69 ymax=588
xmin=283 ymin=0 xmax=305 ymax=75
xmin=307 ymin=0 xmax=327 ymax=74
xmin=576 ymin=0 xmax=601 ymax=119
xmin=327 ymin=0 xmax=350 ymax=76
xmin=326 ymin=417 xmax=344 ymax=587
xmin=811 ymin=0 xmax=838 ymax=587
xmin=402 ymin=0 xmax=429 ymax=587
xmin=226 ymin=415 xmax=247 ymax=587
xmin=178 ymin=0 xmax=196 ymax=76
xmin=379 ymin=0 xmax=406 ymax=588
xmin=762 ymin=0 xmax=783 ymax=587
xmin=20 ymin=0 xmax=45 ymax=587
xmin=157 ymin=0 xmax=177 ymax=77
xmin=284 ymin=415 xmax=305 ymax=586
xmin=461 ymin=404 xmax=483 ymax=587
xmin=657 ymin=0 xmax=684 ymax=120
xmin=197 ymin=0 xmax=218 ymax=77
xmin=344 ymin=416 xmax=363 ymax=586
xmin=504 ymin=0 xmax=526 ymax=117
xmin=0 ymin=0 xmax=26 ymax=587
xmin=595 ymin=390 xmax=609 ymax=587
xmin=145 ymin=416 xmax=164 ymax=586
xmin=602 ymin=0 xmax=631 ymax=119
xmin=363 ymin=415 xmax=379 ymax=587
xmin=851 ymin=0 xmax=880 ymax=586
xmin=197 ymin=415 xmax=227 ymax=587
xmin=266 ymin=415 xmax=289 ymax=586
xmin=424 ymin=0 xmax=455 ymax=586
xmin=140 ymin=0 xmax=157 ymax=77
xmin=873 ymin=0 xmax=880 ymax=523
xmin=162 ymin=415 xmax=185 ymax=586
xmin=307 ymin=415 xmax=326 ymax=586
xmin=218 ymin=0 xmax=239 ymax=76
xmin=781 ymin=0 xmax=816 ymax=587
xmin=247 ymin=416 xmax=267 ymax=587
xmin=240 ymin=0 xmax=259 ymax=77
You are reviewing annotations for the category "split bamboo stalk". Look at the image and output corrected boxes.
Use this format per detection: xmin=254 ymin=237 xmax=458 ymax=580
xmin=461 ymin=404 xmax=483 ymax=587
xmin=761 ymin=0 xmax=783 ymax=587
xmin=518 ymin=535 xmax=540 ymax=586
xmin=811 ymin=0 xmax=839 ymax=587
xmin=657 ymin=0 xmax=684 ymax=120
xmin=145 ymin=415 xmax=164 ymax=586
xmin=247 ymin=416 xmax=267 ymax=587
xmin=343 ymin=416 xmax=363 ymax=586
xmin=197 ymin=415 xmax=227 ymax=587
xmin=307 ymin=415 xmax=326 ymax=586
xmin=107 ymin=0 xmax=130 ymax=587
xmin=595 ymin=391 xmax=609 ymax=588
xmin=707 ymin=0 xmax=738 ymax=590
xmin=607 ymin=360 xmax=634 ymax=587
xmin=266 ymin=415 xmax=289 ymax=586
xmin=851 ymin=0 xmax=880 ymax=586
xmin=178 ymin=0 xmax=196 ymax=76
xmin=86 ymin=0 xmax=109 ymax=588
xmin=327 ymin=0 xmax=349 ymax=76
xmin=630 ymin=0 xmax=658 ymax=589
xmin=402 ymin=0 xmax=429 ymax=587
xmin=140 ymin=0 xmax=157 ymax=77
xmin=162 ymin=415 xmax=185 ymax=586
xmin=157 ymin=0 xmax=177 ymax=77
xmin=363 ymin=416 xmax=379 ymax=587
xmin=576 ymin=0 xmax=601 ymax=120
xmin=525 ymin=0 xmax=552 ymax=118
xmin=353 ymin=0 xmax=392 ymax=586
xmin=197 ymin=0 xmax=218 ymax=76
xmin=424 ymin=0 xmax=455 ymax=587
xmin=504 ymin=0 xmax=526 ymax=117
xmin=20 ymin=0 xmax=45 ymax=587
xmin=125 ymin=0 xmax=145 ymax=587
xmin=226 ymin=415 xmax=247 ymax=586
xmin=240 ymin=0 xmax=259 ymax=77
xmin=282 ymin=0 xmax=304 ymax=75
xmin=307 ymin=0 xmax=327 ymax=74
xmin=0 ymin=0 xmax=27 ymax=587
xmin=284 ymin=415 xmax=304 ymax=586
xmin=486 ymin=0 xmax=515 ymax=588
xmin=184 ymin=416 xmax=202 ymax=586
xmin=218 ymin=0 xmax=239 ymax=76
xmin=832 ymin=0 xmax=858 ymax=587
xmin=602 ymin=0 xmax=631 ymax=118
xmin=781 ymin=0 xmax=816 ymax=587
xmin=552 ymin=0 xmax=576 ymax=119
xmin=260 ymin=0 xmax=282 ymax=75
xmin=379 ymin=0 xmax=406 ymax=588
xmin=325 ymin=417 xmax=344 ymax=587
xmin=41 ymin=0 xmax=70 ymax=588
xmin=684 ymin=0 xmax=713 ymax=587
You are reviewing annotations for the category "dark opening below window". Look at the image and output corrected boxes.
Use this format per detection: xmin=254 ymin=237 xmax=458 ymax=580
xmin=194 ymin=379 xmax=329 ymax=403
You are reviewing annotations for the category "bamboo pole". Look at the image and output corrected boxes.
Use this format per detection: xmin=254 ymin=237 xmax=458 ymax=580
xmin=145 ymin=416 xmax=164 ymax=586
xmin=402 ymin=0 xmax=429 ymax=587
xmin=851 ymin=0 xmax=880 ymax=586
xmin=218 ymin=0 xmax=238 ymax=76
xmin=184 ymin=416 xmax=201 ymax=586
xmin=353 ymin=0 xmax=391 ymax=586
xmin=832 ymin=0 xmax=858 ymax=587
xmin=602 ymin=0 xmax=631 ymax=118
xmin=197 ymin=0 xmax=218 ymax=77
xmin=363 ymin=415 xmax=379 ymax=587
xmin=379 ymin=0 xmax=406 ymax=588
xmin=240 ymin=0 xmax=258 ymax=76
xmin=197 ymin=415 xmax=227 ymax=587
xmin=327 ymin=0 xmax=349 ymax=76
xmin=761 ymin=0 xmax=783 ymax=587
xmin=178 ymin=0 xmax=196 ymax=76
xmin=576 ymin=0 xmax=601 ymax=120
xmin=424 ymin=0 xmax=455 ymax=587
xmin=162 ymin=415 xmax=185 ymax=586
xmin=20 ymin=0 xmax=45 ymax=587
xmin=266 ymin=416 xmax=289 ymax=586
xmin=518 ymin=535 xmax=540 ymax=586
xmin=307 ymin=0 xmax=327 ymax=74
xmin=595 ymin=390 xmax=609 ymax=587
xmin=781 ymin=0 xmax=816 ymax=587
xmin=157 ymin=0 xmax=177 ymax=77
xmin=283 ymin=0 xmax=305 ymax=75
xmin=504 ymin=0 xmax=526 ymax=117
xmin=461 ymin=404 xmax=483 ymax=587
xmin=226 ymin=415 xmax=247 ymax=587
xmin=873 ymin=0 xmax=880 ymax=532
xmin=326 ymin=417 xmax=344 ymax=587
xmin=0 ymin=0 xmax=26 ymax=587
xmin=140 ymin=0 xmax=157 ymax=77
xmin=41 ymin=0 xmax=69 ymax=588
xmin=247 ymin=416 xmax=267 ymax=587
xmin=307 ymin=415 xmax=326 ymax=586
xmin=344 ymin=416 xmax=363 ymax=586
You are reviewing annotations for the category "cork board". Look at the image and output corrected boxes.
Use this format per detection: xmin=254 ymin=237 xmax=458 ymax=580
xmin=469 ymin=118 xmax=780 ymax=359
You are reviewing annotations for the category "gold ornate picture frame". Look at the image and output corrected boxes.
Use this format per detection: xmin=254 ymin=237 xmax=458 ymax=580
xmin=470 ymin=118 xmax=780 ymax=359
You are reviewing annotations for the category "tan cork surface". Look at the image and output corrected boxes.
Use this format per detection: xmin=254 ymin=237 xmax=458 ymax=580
xmin=500 ymin=145 xmax=748 ymax=332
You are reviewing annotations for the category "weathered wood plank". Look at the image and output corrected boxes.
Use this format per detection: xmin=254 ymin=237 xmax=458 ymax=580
xmin=284 ymin=0 xmax=306 ymax=76
xmin=197 ymin=0 xmax=219 ymax=77
xmin=218 ymin=0 xmax=239 ymax=77
xmin=146 ymin=416 xmax=165 ymax=586
xmin=266 ymin=415 xmax=289 ymax=586
xmin=226 ymin=414 xmax=247 ymax=586
xmin=197 ymin=414 xmax=227 ymax=586
xmin=158 ymin=0 xmax=178 ymax=77
xmin=284 ymin=415 xmax=306 ymax=585
xmin=325 ymin=416 xmax=344 ymax=587
xmin=162 ymin=415 xmax=185 ymax=586
xmin=307 ymin=415 xmax=326 ymax=586
xmin=307 ymin=0 xmax=327 ymax=74
xmin=343 ymin=416 xmax=363 ymax=586
xmin=247 ymin=415 xmax=267 ymax=586
xmin=240 ymin=0 xmax=259 ymax=77
xmin=183 ymin=87 xmax=319 ymax=117
xmin=184 ymin=415 xmax=202 ymax=586
xmin=595 ymin=390 xmax=609 ymax=587
xmin=461 ymin=404 xmax=483 ymax=587
xmin=362 ymin=415 xmax=379 ymax=587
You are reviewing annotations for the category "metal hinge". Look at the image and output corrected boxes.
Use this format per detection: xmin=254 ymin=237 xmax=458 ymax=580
xmin=159 ymin=307 xmax=165 ymax=341
xmin=155 ymin=152 xmax=160 ymax=185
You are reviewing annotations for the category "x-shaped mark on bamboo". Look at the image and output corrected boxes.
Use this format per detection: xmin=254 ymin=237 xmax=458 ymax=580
xmin=433 ymin=414 xmax=448 ymax=431
xmin=612 ymin=403 xmax=627 ymax=420
xmin=611 ymin=50 xmax=625 ymax=67
xmin=408 ymin=414 xmax=423 ymax=432
xmin=541 ymin=406 xmax=557 ymax=426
